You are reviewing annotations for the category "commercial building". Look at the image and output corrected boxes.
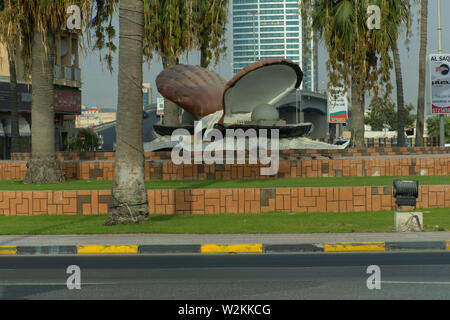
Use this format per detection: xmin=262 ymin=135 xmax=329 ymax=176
xmin=0 ymin=31 xmax=82 ymax=158
xmin=143 ymin=83 xmax=152 ymax=107
xmin=276 ymin=90 xmax=328 ymax=139
xmin=232 ymin=0 xmax=318 ymax=92
xmin=76 ymin=106 xmax=117 ymax=128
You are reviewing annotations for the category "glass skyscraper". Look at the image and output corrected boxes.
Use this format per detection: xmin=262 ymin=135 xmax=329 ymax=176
xmin=232 ymin=0 xmax=318 ymax=92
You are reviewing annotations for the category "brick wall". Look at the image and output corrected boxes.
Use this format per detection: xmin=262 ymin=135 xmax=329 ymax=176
xmin=0 ymin=185 xmax=448 ymax=216
xmin=0 ymin=162 xmax=27 ymax=180
xmin=11 ymin=146 xmax=450 ymax=161
xmin=2 ymin=156 xmax=450 ymax=181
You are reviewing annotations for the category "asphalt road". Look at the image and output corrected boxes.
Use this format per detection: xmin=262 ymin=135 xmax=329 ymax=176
xmin=1 ymin=252 xmax=450 ymax=300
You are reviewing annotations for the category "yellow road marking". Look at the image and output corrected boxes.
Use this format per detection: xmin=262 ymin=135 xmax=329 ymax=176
xmin=324 ymin=242 xmax=385 ymax=252
xmin=201 ymin=244 xmax=263 ymax=254
xmin=0 ymin=246 xmax=17 ymax=255
xmin=77 ymin=245 xmax=138 ymax=255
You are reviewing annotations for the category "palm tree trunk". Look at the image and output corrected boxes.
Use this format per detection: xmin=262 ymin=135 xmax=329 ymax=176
xmin=7 ymin=45 xmax=20 ymax=154
xmin=105 ymin=0 xmax=148 ymax=226
xmin=162 ymin=56 xmax=180 ymax=126
xmin=415 ymin=0 xmax=428 ymax=147
xmin=24 ymin=30 xmax=64 ymax=184
xmin=393 ymin=42 xmax=406 ymax=147
xmin=200 ymin=44 xmax=209 ymax=68
xmin=351 ymin=78 xmax=365 ymax=149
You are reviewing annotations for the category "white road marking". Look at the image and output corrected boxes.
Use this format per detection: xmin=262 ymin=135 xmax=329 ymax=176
xmin=382 ymin=281 xmax=450 ymax=285
xmin=0 ymin=282 xmax=117 ymax=286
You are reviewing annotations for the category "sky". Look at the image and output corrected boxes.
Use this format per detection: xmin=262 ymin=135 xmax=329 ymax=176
xmin=81 ymin=1 xmax=450 ymax=111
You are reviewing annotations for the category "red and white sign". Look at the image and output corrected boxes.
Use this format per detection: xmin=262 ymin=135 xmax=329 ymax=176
xmin=157 ymin=98 xmax=165 ymax=116
xmin=429 ymin=54 xmax=450 ymax=114
xmin=54 ymin=89 xmax=82 ymax=114
xmin=328 ymin=88 xmax=348 ymax=123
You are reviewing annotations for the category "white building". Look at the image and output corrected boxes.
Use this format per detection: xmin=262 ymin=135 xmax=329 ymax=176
xmin=232 ymin=0 xmax=318 ymax=92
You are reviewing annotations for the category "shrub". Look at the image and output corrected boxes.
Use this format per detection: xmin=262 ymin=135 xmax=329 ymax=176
xmin=68 ymin=128 xmax=101 ymax=151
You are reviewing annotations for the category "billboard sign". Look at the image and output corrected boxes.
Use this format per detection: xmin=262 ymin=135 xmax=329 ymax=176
xmin=54 ymin=89 xmax=82 ymax=114
xmin=157 ymin=98 xmax=165 ymax=116
xmin=429 ymin=54 xmax=450 ymax=114
xmin=0 ymin=82 xmax=81 ymax=114
xmin=328 ymin=87 xmax=348 ymax=123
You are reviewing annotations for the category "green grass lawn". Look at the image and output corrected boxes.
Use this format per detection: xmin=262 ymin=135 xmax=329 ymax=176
xmin=0 ymin=208 xmax=448 ymax=235
xmin=0 ymin=175 xmax=449 ymax=191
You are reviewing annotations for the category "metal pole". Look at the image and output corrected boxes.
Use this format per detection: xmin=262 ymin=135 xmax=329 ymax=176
xmin=438 ymin=0 xmax=445 ymax=147
xmin=438 ymin=0 xmax=443 ymax=54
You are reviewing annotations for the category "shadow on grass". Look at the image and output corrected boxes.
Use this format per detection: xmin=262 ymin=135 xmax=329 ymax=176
xmin=29 ymin=216 xmax=102 ymax=235
xmin=0 ymin=216 xmax=101 ymax=243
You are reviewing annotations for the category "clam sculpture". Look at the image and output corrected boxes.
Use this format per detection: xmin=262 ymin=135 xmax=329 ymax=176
xmin=216 ymin=58 xmax=312 ymax=139
xmin=153 ymin=64 xmax=227 ymax=136
xmin=153 ymin=59 xmax=313 ymax=139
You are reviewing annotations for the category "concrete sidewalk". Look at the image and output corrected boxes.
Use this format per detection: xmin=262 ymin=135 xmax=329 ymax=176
xmin=0 ymin=232 xmax=449 ymax=255
xmin=1 ymin=232 xmax=450 ymax=246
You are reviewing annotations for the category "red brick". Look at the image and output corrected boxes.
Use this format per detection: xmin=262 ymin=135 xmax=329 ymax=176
xmin=339 ymin=188 xmax=353 ymax=201
xmin=316 ymin=197 xmax=326 ymax=212
xmin=250 ymin=201 xmax=260 ymax=213
xmin=327 ymin=201 xmax=339 ymax=213
xmin=354 ymin=196 xmax=366 ymax=207
xmin=372 ymin=195 xmax=381 ymax=212
xmin=339 ymin=201 xmax=347 ymax=213
xmin=381 ymin=195 xmax=392 ymax=208
xmin=353 ymin=187 xmax=366 ymax=196
xmin=48 ymin=204 xmax=57 ymax=215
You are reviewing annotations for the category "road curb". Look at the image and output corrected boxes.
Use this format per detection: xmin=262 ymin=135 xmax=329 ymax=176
xmin=324 ymin=242 xmax=385 ymax=252
xmin=139 ymin=245 xmax=201 ymax=254
xmin=385 ymin=241 xmax=448 ymax=251
xmin=0 ymin=241 xmax=449 ymax=256
xmin=263 ymin=244 xmax=324 ymax=253
xmin=16 ymin=246 xmax=77 ymax=255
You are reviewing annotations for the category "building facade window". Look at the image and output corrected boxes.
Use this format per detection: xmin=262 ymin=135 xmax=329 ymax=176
xmin=232 ymin=0 xmax=318 ymax=91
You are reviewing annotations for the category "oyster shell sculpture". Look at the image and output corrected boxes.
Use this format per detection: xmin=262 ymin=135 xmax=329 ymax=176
xmin=146 ymin=59 xmax=350 ymax=151
xmin=154 ymin=58 xmax=312 ymax=139
xmin=221 ymin=58 xmax=302 ymax=125
xmin=156 ymin=64 xmax=227 ymax=120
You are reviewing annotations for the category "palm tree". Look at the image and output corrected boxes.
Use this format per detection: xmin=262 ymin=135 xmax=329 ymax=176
xmin=144 ymin=0 xmax=196 ymax=126
xmin=105 ymin=0 xmax=148 ymax=226
xmin=24 ymin=27 xmax=66 ymax=183
xmin=20 ymin=1 xmax=72 ymax=183
xmin=8 ymin=0 xmax=112 ymax=183
xmin=0 ymin=1 xmax=22 ymax=154
xmin=7 ymin=45 xmax=20 ymax=154
xmin=393 ymin=41 xmax=406 ymax=146
xmin=194 ymin=0 xmax=229 ymax=68
xmin=89 ymin=0 xmax=118 ymax=72
xmin=302 ymin=0 xmax=412 ymax=149
xmin=390 ymin=0 xmax=412 ymax=147
xmin=415 ymin=0 xmax=428 ymax=147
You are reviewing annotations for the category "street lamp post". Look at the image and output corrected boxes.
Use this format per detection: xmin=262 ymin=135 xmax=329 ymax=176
xmin=438 ymin=0 xmax=445 ymax=147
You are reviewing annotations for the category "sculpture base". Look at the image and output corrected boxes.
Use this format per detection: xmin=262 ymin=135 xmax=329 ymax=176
xmin=394 ymin=212 xmax=423 ymax=232
xmin=153 ymin=123 xmax=313 ymax=139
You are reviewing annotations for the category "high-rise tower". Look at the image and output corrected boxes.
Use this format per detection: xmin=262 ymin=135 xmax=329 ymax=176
xmin=232 ymin=0 xmax=318 ymax=92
